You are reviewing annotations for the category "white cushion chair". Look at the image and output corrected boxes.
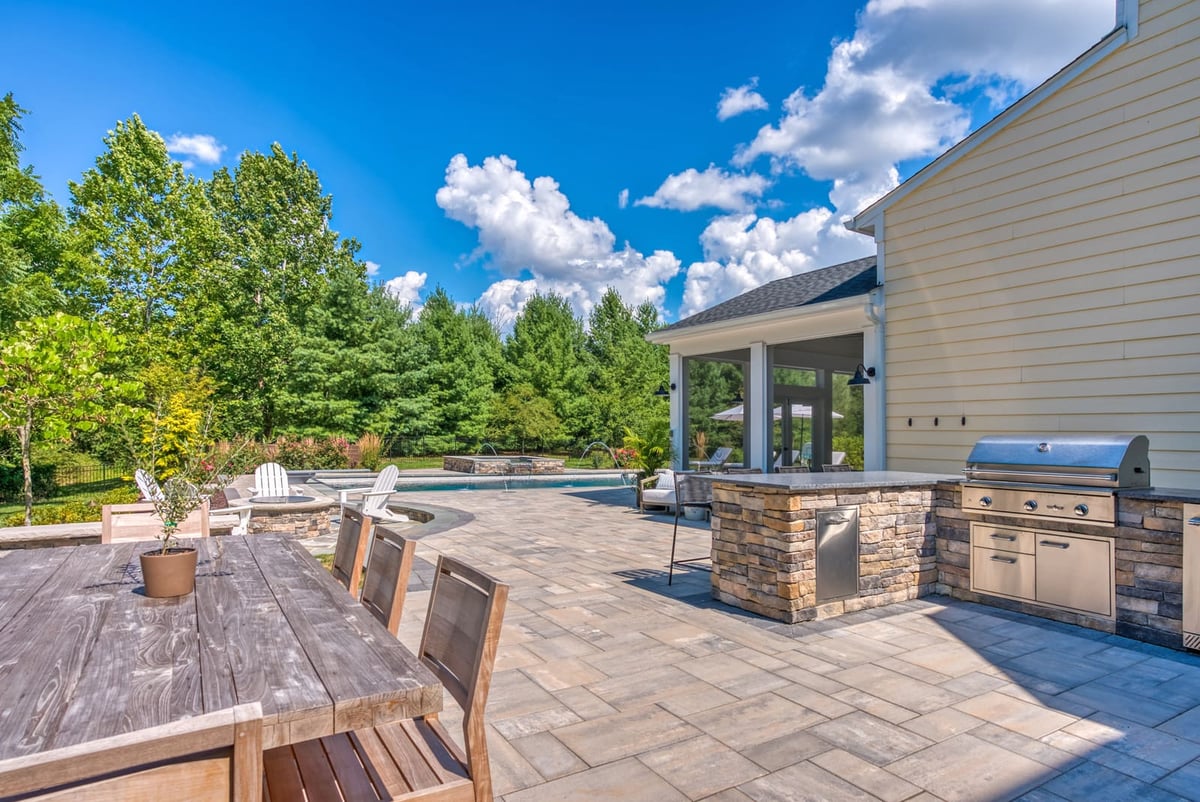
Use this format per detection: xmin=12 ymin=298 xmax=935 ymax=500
xmin=640 ymin=469 xmax=677 ymax=512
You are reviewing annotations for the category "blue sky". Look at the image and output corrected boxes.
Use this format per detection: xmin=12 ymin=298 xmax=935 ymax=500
xmin=5 ymin=0 xmax=1115 ymax=328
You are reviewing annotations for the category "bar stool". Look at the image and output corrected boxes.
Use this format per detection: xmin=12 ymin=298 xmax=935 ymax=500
xmin=669 ymin=473 xmax=714 ymax=585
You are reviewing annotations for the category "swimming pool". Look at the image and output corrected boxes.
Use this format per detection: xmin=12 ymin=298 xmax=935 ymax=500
xmin=394 ymin=473 xmax=636 ymax=492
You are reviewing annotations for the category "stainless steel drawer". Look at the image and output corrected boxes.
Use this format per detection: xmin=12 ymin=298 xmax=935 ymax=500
xmin=971 ymin=547 xmax=1035 ymax=600
xmin=970 ymin=523 xmax=1035 ymax=555
xmin=1035 ymin=533 xmax=1113 ymax=616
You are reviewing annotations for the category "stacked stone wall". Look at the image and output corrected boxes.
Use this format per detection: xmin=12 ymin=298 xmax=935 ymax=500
xmin=711 ymin=482 xmax=938 ymax=624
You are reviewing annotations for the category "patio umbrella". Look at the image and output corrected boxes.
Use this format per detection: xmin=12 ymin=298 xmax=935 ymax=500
xmin=710 ymin=404 xmax=843 ymax=422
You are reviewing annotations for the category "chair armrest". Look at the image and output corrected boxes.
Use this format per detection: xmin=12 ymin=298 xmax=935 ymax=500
xmin=337 ymin=485 xmax=377 ymax=504
xmin=639 ymin=475 xmax=660 ymax=489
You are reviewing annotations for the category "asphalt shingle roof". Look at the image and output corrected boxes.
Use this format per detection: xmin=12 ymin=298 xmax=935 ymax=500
xmin=660 ymin=255 xmax=878 ymax=333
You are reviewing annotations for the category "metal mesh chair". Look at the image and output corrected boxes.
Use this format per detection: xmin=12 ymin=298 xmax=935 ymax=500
xmin=669 ymin=473 xmax=714 ymax=585
xmin=823 ymin=464 xmax=853 ymax=472
xmin=777 ymin=465 xmax=811 ymax=473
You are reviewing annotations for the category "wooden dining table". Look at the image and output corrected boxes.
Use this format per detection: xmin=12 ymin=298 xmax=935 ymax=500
xmin=0 ymin=534 xmax=443 ymax=758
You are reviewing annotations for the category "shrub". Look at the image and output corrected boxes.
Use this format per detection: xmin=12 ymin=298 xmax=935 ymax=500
xmin=0 ymin=463 xmax=57 ymax=503
xmin=356 ymin=433 xmax=384 ymax=471
xmin=272 ymin=436 xmax=351 ymax=469
xmin=833 ymin=434 xmax=865 ymax=469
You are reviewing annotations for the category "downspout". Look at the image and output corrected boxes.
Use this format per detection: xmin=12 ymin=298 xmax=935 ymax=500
xmin=864 ymin=285 xmax=886 ymax=470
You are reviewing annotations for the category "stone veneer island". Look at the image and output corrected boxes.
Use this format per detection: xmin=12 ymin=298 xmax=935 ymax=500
xmin=704 ymin=471 xmax=1195 ymax=651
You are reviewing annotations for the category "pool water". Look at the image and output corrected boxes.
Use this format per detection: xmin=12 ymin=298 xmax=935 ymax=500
xmin=394 ymin=474 xmax=635 ymax=492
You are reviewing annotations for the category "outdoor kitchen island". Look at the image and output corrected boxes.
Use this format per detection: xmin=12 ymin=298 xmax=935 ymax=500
xmin=708 ymin=471 xmax=960 ymax=624
xmin=709 ymin=466 xmax=1200 ymax=653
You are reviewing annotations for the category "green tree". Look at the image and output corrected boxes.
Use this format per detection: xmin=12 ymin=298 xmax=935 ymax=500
xmin=502 ymin=292 xmax=590 ymax=447
xmin=66 ymin=114 xmax=224 ymax=344
xmin=0 ymin=94 xmax=64 ymax=331
xmin=585 ymin=290 xmax=668 ymax=446
xmin=412 ymin=288 xmax=501 ymax=452
xmin=0 ymin=313 xmax=138 ymax=524
xmin=488 ymin=383 xmax=561 ymax=452
xmin=202 ymin=144 xmax=364 ymax=436
xmin=281 ymin=270 xmax=426 ymax=436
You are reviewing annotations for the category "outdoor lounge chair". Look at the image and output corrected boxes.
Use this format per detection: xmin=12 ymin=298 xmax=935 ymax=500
xmin=338 ymin=464 xmax=406 ymax=523
xmin=640 ymin=469 xmax=677 ymax=512
xmin=693 ymin=446 xmax=733 ymax=470
xmin=250 ymin=462 xmax=290 ymax=498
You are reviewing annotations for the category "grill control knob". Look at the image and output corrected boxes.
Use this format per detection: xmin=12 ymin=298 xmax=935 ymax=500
xmin=1024 ymin=499 xmax=1038 ymax=512
xmin=979 ymin=496 xmax=992 ymax=508
xmin=1074 ymin=503 xmax=1089 ymax=517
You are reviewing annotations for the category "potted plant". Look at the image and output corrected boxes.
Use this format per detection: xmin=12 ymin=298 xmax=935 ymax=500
xmin=135 ymin=401 xmax=254 ymax=597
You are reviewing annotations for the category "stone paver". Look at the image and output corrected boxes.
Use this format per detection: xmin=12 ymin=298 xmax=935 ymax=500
xmin=306 ymin=481 xmax=1200 ymax=801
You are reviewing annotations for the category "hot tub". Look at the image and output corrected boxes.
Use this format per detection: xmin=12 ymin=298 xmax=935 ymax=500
xmin=442 ymin=455 xmax=565 ymax=475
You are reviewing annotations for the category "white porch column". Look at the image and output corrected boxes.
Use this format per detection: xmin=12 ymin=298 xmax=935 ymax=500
xmin=669 ymin=352 xmax=686 ymax=470
xmin=747 ymin=342 xmax=772 ymax=472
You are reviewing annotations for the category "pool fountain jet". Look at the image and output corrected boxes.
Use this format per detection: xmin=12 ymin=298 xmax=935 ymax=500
xmin=476 ymin=442 xmax=499 ymax=455
xmin=580 ymin=441 xmax=621 ymax=469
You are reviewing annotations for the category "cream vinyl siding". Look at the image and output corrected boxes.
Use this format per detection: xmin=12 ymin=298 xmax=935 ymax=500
xmin=879 ymin=0 xmax=1200 ymax=487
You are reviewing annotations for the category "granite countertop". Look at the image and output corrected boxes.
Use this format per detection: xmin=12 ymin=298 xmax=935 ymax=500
xmin=707 ymin=470 xmax=963 ymax=491
xmin=1118 ymin=487 xmax=1200 ymax=503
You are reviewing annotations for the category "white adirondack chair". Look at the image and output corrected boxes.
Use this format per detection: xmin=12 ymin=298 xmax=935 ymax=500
xmin=339 ymin=464 xmax=406 ymax=523
xmin=121 ymin=470 xmax=252 ymax=538
xmin=251 ymin=462 xmax=291 ymax=498
xmin=134 ymin=468 xmax=164 ymax=501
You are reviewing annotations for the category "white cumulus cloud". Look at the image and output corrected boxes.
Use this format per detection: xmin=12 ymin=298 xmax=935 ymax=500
xmin=679 ymin=209 xmax=835 ymax=316
xmin=436 ymin=153 xmax=681 ymax=329
xmin=383 ymin=270 xmax=427 ymax=311
xmin=364 ymin=260 xmax=381 ymax=278
xmin=636 ymin=166 xmax=771 ymax=213
xmin=717 ymin=78 xmax=769 ymax=121
xmin=618 ymin=188 xmax=629 ymax=209
xmin=165 ymin=133 xmax=226 ymax=168
xmin=679 ymin=0 xmax=1112 ymax=316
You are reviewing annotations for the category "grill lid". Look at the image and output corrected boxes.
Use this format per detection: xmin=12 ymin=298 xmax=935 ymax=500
xmin=963 ymin=434 xmax=1150 ymax=489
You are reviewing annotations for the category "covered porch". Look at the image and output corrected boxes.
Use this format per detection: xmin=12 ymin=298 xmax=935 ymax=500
xmin=647 ymin=257 xmax=886 ymax=472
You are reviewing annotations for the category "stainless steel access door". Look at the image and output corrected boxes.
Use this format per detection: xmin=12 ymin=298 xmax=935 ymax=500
xmin=1185 ymin=504 xmax=1200 ymax=651
xmin=816 ymin=506 xmax=859 ymax=603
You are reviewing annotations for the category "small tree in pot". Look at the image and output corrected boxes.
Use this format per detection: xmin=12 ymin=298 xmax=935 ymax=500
xmin=135 ymin=395 xmax=255 ymax=596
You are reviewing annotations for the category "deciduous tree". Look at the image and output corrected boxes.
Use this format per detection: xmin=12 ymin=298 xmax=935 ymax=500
xmin=0 ymin=313 xmax=138 ymax=524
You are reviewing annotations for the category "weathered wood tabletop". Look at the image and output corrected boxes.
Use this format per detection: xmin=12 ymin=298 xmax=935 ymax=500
xmin=0 ymin=535 xmax=443 ymax=757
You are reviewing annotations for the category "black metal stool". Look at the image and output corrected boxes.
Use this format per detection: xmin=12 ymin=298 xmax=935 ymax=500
xmin=669 ymin=473 xmax=714 ymax=585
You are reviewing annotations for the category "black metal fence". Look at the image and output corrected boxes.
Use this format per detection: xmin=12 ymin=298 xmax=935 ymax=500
xmin=53 ymin=463 xmax=132 ymax=488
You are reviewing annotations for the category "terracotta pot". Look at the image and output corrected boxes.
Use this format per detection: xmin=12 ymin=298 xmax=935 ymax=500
xmin=140 ymin=547 xmax=198 ymax=598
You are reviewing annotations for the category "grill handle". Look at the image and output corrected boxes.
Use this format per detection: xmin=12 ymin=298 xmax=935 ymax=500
xmin=963 ymin=467 xmax=1118 ymax=487
xmin=1039 ymin=540 xmax=1071 ymax=549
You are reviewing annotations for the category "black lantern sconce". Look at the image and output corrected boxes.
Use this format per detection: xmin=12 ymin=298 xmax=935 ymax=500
xmin=654 ymin=382 xmax=676 ymax=399
xmin=848 ymin=364 xmax=876 ymax=387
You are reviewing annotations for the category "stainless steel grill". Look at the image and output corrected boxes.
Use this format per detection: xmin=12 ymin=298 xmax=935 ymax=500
xmin=961 ymin=434 xmax=1150 ymax=527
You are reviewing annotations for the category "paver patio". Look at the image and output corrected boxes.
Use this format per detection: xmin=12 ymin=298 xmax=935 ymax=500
xmin=330 ymin=482 xmax=1200 ymax=800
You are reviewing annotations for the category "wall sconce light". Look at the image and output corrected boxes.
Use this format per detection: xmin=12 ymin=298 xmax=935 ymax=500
xmin=731 ymin=390 xmax=744 ymax=404
xmin=654 ymin=382 xmax=676 ymax=398
xmin=848 ymin=364 xmax=876 ymax=387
